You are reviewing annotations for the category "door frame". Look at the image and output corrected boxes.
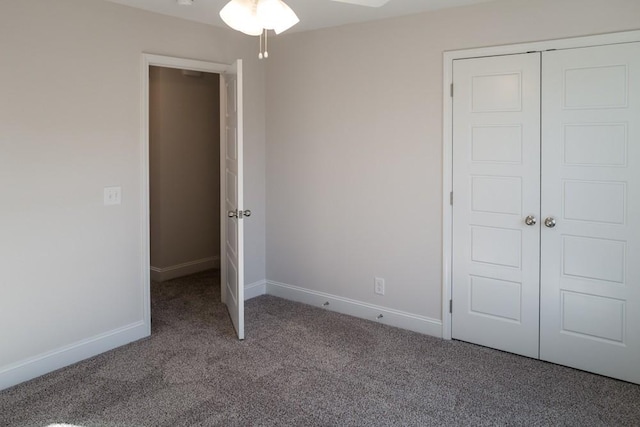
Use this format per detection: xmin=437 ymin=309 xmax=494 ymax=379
xmin=140 ymin=53 xmax=231 ymax=334
xmin=441 ymin=30 xmax=640 ymax=340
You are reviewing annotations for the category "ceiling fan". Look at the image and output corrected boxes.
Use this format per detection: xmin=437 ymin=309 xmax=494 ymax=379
xmin=218 ymin=0 xmax=391 ymax=58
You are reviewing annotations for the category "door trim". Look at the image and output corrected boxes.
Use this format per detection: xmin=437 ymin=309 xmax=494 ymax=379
xmin=140 ymin=54 xmax=230 ymax=335
xmin=441 ymin=30 xmax=640 ymax=340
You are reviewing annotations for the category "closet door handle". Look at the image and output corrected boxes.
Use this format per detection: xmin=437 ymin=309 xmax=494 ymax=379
xmin=524 ymin=215 xmax=537 ymax=226
xmin=544 ymin=217 xmax=556 ymax=228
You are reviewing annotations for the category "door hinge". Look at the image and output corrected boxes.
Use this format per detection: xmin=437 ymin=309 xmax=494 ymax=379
xmin=449 ymin=299 xmax=453 ymax=314
xmin=450 ymin=191 xmax=453 ymax=205
xmin=450 ymin=83 xmax=454 ymax=98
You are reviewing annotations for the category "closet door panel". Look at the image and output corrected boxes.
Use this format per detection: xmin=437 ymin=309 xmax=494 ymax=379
xmin=452 ymin=53 xmax=541 ymax=358
xmin=540 ymin=42 xmax=640 ymax=384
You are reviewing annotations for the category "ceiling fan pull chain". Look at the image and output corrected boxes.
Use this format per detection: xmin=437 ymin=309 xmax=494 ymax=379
xmin=258 ymin=30 xmax=263 ymax=59
xmin=264 ymin=28 xmax=269 ymax=58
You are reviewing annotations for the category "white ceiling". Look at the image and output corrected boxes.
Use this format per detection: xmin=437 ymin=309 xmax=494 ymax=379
xmin=103 ymin=0 xmax=499 ymax=33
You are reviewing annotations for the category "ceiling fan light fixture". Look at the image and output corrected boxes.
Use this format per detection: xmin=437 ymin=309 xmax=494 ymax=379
xmin=219 ymin=0 xmax=300 ymax=58
xmin=255 ymin=0 xmax=282 ymax=28
xmin=256 ymin=0 xmax=299 ymax=34
xmin=220 ymin=0 xmax=299 ymax=35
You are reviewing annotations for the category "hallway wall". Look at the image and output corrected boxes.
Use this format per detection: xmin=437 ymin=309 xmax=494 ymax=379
xmin=150 ymin=67 xmax=221 ymax=281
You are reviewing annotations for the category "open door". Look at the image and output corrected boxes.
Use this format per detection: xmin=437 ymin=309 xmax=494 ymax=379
xmin=221 ymin=60 xmax=245 ymax=339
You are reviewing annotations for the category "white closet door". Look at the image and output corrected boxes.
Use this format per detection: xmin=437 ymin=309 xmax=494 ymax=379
xmin=452 ymin=53 xmax=541 ymax=358
xmin=540 ymin=42 xmax=640 ymax=383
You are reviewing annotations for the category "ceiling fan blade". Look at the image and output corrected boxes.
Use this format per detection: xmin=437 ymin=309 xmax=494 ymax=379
xmin=330 ymin=0 xmax=391 ymax=7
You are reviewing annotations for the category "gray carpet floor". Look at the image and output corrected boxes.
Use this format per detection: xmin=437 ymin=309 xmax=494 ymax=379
xmin=2 ymin=270 xmax=640 ymax=426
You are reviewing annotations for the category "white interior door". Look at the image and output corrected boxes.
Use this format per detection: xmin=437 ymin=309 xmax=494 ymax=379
xmin=452 ymin=53 xmax=541 ymax=358
xmin=221 ymin=60 xmax=244 ymax=340
xmin=540 ymin=42 xmax=640 ymax=383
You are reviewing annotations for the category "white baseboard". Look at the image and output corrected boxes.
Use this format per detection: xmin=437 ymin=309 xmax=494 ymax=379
xmin=150 ymin=256 xmax=220 ymax=282
xmin=266 ymin=281 xmax=443 ymax=338
xmin=0 ymin=279 xmax=439 ymax=391
xmin=0 ymin=321 xmax=148 ymax=391
xmin=245 ymin=280 xmax=267 ymax=300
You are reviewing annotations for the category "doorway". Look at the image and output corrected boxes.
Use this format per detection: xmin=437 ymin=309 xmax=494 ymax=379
xmin=141 ymin=54 xmax=246 ymax=340
xmin=149 ymin=66 xmax=221 ymax=283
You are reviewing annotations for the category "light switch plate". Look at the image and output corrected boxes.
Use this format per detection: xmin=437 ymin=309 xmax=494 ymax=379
xmin=104 ymin=186 xmax=122 ymax=205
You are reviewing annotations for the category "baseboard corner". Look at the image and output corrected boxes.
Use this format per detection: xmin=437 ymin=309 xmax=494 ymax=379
xmin=150 ymin=256 xmax=220 ymax=282
xmin=245 ymin=279 xmax=267 ymax=300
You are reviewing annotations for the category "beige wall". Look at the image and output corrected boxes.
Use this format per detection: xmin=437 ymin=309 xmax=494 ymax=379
xmin=0 ymin=0 xmax=265 ymax=388
xmin=265 ymin=0 xmax=640 ymax=320
xmin=149 ymin=67 xmax=220 ymax=277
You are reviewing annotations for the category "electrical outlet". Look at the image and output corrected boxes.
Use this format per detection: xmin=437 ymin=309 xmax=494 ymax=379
xmin=374 ymin=277 xmax=385 ymax=296
xmin=104 ymin=186 xmax=122 ymax=205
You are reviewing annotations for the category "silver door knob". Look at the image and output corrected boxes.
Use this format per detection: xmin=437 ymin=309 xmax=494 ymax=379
xmin=544 ymin=217 xmax=556 ymax=228
xmin=229 ymin=209 xmax=251 ymax=219
xmin=524 ymin=215 xmax=537 ymax=226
